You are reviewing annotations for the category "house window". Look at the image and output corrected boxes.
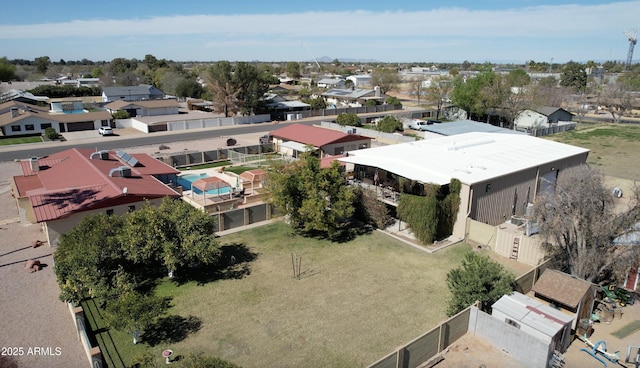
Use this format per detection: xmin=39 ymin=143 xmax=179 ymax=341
xmin=505 ymin=318 xmax=521 ymax=329
xmin=11 ymin=125 xmax=21 ymax=132
xmin=41 ymin=123 xmax=52 ymax=130
xmin=25 ymin=124 xmax=35 ymax=131
xmin=106 ymin=209 xmax=114 ymax=216
xmin=485 ymin=184 xmax=492 ymax=192
xmin=128 ymin=205 xmax=135 ymax=212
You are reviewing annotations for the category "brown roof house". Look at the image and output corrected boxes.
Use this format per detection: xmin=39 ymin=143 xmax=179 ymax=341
xmin=531 ymin=269 xmax=596 ymax=330
xmin=11 ymin=148 xmax=181 ymax=246
xmin=270 ymin=123 xmax=371 ymax=159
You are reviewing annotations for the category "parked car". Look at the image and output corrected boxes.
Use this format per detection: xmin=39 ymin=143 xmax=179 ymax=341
xmin=409 ymin=119 xmax=433 ymax=131
xmin=98 ymin=126 xmax=114 ymax=136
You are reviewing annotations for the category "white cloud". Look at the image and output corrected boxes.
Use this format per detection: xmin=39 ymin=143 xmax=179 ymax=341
xmin=0 ymin=3 xmax=636 ymax=40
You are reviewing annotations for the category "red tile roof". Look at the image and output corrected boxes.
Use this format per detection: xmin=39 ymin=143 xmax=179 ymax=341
xmin=270 ymin=123 xmax=369 ymax=147
xmin=13 ymin=148 xmax=180 ymax=222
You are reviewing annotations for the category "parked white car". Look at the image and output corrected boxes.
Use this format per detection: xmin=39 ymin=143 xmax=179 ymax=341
xmin=98 ymin=126 xmax=114 ymax=135
xmin=408 ymin=119 xmax=441 ymax=131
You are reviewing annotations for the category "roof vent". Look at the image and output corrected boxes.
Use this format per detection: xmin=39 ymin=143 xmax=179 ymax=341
xmin=109 ymin=166 xmax=132 ymax=177
xmin=90 ymin=150 xmax=109 ymax=160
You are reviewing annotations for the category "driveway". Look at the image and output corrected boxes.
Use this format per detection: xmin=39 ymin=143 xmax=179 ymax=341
xmin=0 ymin=162 xmax=88 ymax=368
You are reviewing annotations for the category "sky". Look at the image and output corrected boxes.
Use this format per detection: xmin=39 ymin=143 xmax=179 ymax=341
xmin=0 ymin=0 xmax=638 ymax=64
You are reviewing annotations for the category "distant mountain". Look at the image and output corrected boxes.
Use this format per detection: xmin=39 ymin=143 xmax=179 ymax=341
xmin=311 ymin=56 xmax=381 ymax=64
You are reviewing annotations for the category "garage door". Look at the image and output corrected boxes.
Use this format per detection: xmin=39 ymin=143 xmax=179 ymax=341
xmin=66 ymin=121 xmax=95 ymax=132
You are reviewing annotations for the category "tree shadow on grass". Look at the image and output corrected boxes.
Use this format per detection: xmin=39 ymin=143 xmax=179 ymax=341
xmin=142 ymin=315 xmax=202 ymax=347
xmin=297 ymin=220 xmax=374 ymax=243
xmin=177 ymin=243 xmax=258 ymax=285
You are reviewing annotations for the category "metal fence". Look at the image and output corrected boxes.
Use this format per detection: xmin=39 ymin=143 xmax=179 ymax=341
xmin=212 ymin=203 xmax=275 ymax=232
xmin=155 ymin=144 xmax=275 ymax=168
xmin=524 ymin=122 xmax=577 ymax=137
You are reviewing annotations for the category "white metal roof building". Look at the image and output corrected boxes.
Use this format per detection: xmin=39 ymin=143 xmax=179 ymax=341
xmin=339 ymin=132 xmax=589 ymax=236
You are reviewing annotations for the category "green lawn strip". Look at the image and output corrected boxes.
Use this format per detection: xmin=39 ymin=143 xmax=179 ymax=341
xmin=224 ymin=166 xmax=259 ymax=175
xmin=0 ymin=136 xmax=42 ymax=145
xmin=81 ymin=298 xmax=152 ymax=367
xmin=611 ymin=319 xmax=640 ymax=339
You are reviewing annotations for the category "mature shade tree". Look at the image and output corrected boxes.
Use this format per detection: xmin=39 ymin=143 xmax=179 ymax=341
xmin=0 ymin=57 xmax=16 ymax=81
xmin=205 ymin=61 xmax=274 ymax=116
xmin=54 ymin=214 xmax=129 ymax=303
xmin=376 ymin=115 xmax=403 ymax=133
xmin=34 ymin=56 xmax=50 ymax=75
xmin=109 ymin=57 xmax=138 ymax=75
xmin=446 ymin=252 xmax=515 ymax=316
xmin=54 ymin=198 xmax=221 ymax=303
xmin=175 ymin=78 xmax=205 ymax=99
xmin=336 ymin=112 xmax=361 ymax=127
xmin=408 ymin=76 xmax=426 ymax=105
xmin=451 ymin=70 xmax=499 ymax=121
xmin=598 ymin=77 xmax=639 ymax=123
xmin=301 ymin=96 xmax=326 ymax=110
xmin=104 ymin=292 xmax=168 ymax=344
xmin=560 ymin=61 xmax=587 ymax=92
xmin=530 ymin=76 xmax=563 ymax=107
xmin=534 ymin=165 xmax=640 ymax=282
xmin=426 ymin=75 xmax=453 ymax=119
xmin=266 ymin=154 xmax=355 ymax=238
xmin=285 ymin=61 xmax=301 ymax=79
xmin=371 ymin=67 xmax=401 ymax=94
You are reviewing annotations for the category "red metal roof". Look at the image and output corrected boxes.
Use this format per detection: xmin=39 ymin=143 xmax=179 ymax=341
xmin=320 ymin=154 xmax=346 ymax=169
xmin=270 ymin=123 xmax=369 ymax=147
xmin=13 ymin=148 xmax=180 ymax=222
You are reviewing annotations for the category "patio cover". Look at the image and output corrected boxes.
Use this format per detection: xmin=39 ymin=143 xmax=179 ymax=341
xmin=192 ymin=177 xmax=231 ymax=192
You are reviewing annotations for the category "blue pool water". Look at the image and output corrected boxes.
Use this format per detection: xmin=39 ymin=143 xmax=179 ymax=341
xmin=177 ymin=173 xmax=231 ymax=195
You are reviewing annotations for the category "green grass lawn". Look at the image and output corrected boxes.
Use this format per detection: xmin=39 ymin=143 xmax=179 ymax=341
xmin=0 ymin=136 xmax=42 ymax=145
xmin=544 ymin=123 xmax=640 ymax=181
xmin=85 ymin=222 xmax=486 ymax=368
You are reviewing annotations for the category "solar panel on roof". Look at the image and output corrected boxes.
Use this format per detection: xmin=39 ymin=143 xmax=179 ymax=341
xmin=116 ymin=150 xmax=126 ymax=158
xmin=127 ymin=156 xmax=139 ymax=167
xmin=121 ymin=153 xmax=132 ymax=162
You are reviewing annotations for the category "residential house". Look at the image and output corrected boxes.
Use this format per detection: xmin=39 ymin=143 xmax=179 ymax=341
xmin=262 ymin=93 xmax=310 ymax=121
xmin=0 ymin=100 xmax=113 ymax=136
xmin=339 ymin=132 xmax=590 ymax=241
xmin=104 ymin=99 xmax=180 ymax=117
xmin=11 ymin=148 xmax=181 ymax=246
xmin=268 ymin=83 xmax=297 ymax=94
xmin=513 ymin=106 xmax=574 ymax=132
xmin=530 ymin=269 xmax=596 ymax=330
xmin=102 ymin=84 xmax=165 ymax=102
xmin=270 ymin=123 xmax=371 ymax=159
xmin=322 ymin=87 xmax=387 ymax=108
xmin=346 ymin=75 xmax=372 ymax=88
xmin=317 ymin=78 xmax=345 ymax=89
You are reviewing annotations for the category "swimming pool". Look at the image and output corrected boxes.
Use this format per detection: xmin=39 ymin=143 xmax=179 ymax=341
xmin=177 ymin=173 xmax=232 ymax=196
